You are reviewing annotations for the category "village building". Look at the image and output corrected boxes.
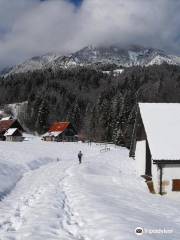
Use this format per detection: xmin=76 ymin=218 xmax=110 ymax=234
xmin=130 ymin=103 xmax=180 ymax=195
xmin=102 ymin=69 xmax=124 ymax=76
xmin=42 ymin=122 xmax=77 ymax=142
xmin=4 ymin=128 xmax=24 ymax=142
xmin=0 ymin=119 xmax=24 ymax=141
xmin=113 ymin=69 xmax=124 ymax=76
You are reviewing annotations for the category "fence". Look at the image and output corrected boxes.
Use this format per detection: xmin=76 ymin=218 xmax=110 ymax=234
xmin=100 ymin=147 xmax=111 ymax=153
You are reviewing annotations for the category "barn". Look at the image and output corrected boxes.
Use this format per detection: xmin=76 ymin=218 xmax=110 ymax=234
xmin=0 ymin=119 xmax=24 ymax=141
xmin=4 ymin=128 xmax=24 ymax=142
xmin=130 ymin=103 xmax=180 ymax=195
xmin=42 ymin=122 xmax=77 ymax=142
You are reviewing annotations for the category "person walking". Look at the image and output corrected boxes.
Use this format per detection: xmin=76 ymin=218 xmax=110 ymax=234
xmin=78 ymin=151 xmax=83 ymax=164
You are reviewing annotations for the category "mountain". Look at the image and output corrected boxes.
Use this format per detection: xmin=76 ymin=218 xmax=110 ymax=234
xmin=2 ymin=54 xmax=60 ymax=76
xmin=69 ymin=45 xmax=180 ymax=66
xmin=2 ymin=45 xmax=180 ymax=76
xmin=1 ymin=63 xmax=180 ymax=144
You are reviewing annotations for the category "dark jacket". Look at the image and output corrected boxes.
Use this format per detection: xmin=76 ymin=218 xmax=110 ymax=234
xmin=78 ymin=152 xmax=83 ymax=158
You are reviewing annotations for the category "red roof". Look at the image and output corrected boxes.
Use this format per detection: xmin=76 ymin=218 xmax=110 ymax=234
xmin=49 ymin=122 xmax=70 ymax=132
xmin=0 ymin=120 xmax=15 ymax=133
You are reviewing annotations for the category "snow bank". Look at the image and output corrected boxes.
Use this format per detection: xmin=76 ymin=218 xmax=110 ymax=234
xmin=0 ymin=162 xmax=23 ymax=200
xmin=0 ymin=138 xmax=57 ymax=200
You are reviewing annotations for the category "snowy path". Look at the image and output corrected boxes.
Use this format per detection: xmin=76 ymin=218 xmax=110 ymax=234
xmin=0 ymin=141 xmax=180 ymax=239
xmin=0 ymin=160 xmax=87 ymax=240
xmin=0 ymin=162 xmax=64 ymax=239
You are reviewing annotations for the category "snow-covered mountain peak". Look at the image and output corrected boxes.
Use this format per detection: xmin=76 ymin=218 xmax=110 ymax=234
xmin=3 ymin=53 xmax=61 ymax=76
xmin=2 ymin=45 xmax=180 ymax=76
xmin=70 ymin=45 xmax=179 ymax=67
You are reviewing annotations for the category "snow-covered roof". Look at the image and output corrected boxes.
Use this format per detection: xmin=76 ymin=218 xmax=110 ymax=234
xmin=102 ymin=71 xmax=110 ymax=75
xmin=4 ymin=128 xmax=18 ymax=136
xmin=139 ymin=103 xmax=180 ymax=160
xmin=43 ymin=131 xmax=62 ymax=137
xmin=113 ymin=69 xmax=124 ymax=74
xmin=102 ymin=69 xmax=124 ymax=76
xmin=1 ymin=116 xmax=12 ymax=121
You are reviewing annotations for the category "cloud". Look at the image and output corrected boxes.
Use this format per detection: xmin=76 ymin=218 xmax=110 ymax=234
xmin=76 ymin=0 xmax=180 ymax=51
xmin=0 ymin=0 xmax=78 ymax=67
xmin=0 ymin=0 xmax=180 ymax=68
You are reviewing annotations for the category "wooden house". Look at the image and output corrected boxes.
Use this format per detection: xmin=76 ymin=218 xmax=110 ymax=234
xmin=130 ymin=103 xmax=180 ymax=195
xmin=0 ymin=119 xmax=24 ymax=141
xmin=4 ymin=128 xmax=24 ymax=142
xmin=42 ymin=122 xmax=77 ymax=142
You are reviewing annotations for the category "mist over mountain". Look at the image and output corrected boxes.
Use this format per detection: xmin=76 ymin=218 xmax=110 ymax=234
xmin=0 ymin=0 xmax=180 ymax=71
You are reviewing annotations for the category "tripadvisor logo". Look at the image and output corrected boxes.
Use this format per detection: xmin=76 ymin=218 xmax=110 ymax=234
xmin=135 ymin=227 xmax=144 ymax=236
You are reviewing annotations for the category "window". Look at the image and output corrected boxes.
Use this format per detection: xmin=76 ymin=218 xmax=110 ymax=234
xmin=172 ymin=179 xmax=180 ymax=191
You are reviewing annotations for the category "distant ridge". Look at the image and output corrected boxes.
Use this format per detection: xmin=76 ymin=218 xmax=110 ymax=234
xmin=2 ymin=45 xmax=180 ymax=76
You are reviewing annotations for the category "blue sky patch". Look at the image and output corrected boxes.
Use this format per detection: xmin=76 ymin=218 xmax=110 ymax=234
xmin=69 ymin=0 xmax=83 ymax=6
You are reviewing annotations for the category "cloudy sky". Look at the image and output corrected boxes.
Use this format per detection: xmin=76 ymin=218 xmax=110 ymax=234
xmin=0 ymin=0 xmax=180 ymax=69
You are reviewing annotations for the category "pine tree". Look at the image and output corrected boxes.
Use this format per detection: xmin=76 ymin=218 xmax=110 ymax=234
xmin=35 ymin=99 xmax=49 ymax=133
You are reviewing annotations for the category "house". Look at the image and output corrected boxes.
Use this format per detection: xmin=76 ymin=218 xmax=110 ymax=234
xmin=0 ymin=119 xmax=24 ymax=141
xmin=113 ymin=69 xmax=124 ymax=76
xmin=42 ymin=122 xmax=77 ymax=142
xmin=130 ymin=103 xmax=180 ymax=195
xmin=4 ymin=128 xmax=24 ymax=142
xmin=102 ymin=69 xmax=124 ymax=76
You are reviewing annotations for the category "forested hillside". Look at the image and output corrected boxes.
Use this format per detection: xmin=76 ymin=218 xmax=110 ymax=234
xmin=0 ymin=64 xmax=180 ymax=147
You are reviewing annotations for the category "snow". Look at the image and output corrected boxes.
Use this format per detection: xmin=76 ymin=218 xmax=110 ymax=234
xmin=7 ymin=102 xmax=27 ymax=119
xmin=113 ymin=69 xmax=124 ymax=75
xmin=113 ymin=69 xmax=124 ymax=73
xmin=102 ymin=69 xmax=124 ymax=76
xmin=43 ymin=131 xmax=62 ymax=137
xmin=128 ymin=51 xmax=140 ymax=63
xmin=0 ymin=117 xmax=12 ymax=121
xmin=5 ymin=54 xmax=60 ymax=77
xmin=4 ymin=128 xmax=18 ymax=136
xmin=171 ymin=55 xmax=180 ymax=64
xmin=147 ymin=55 xmax=175 ymax=66
xmin=3 ymin=46 xmax=180 ymax=76
xmin=139 ymin=103 xmax=180 ymax=160
xmin=0 ymin=139 xmax=180 ymax=239
xmin=0 ymin=102 xmax=27 ymax=120
xmin=102 ymin=70 xmax=111 ymax=75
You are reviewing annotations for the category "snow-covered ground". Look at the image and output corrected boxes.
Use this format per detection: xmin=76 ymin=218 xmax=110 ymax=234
xmin=0 ymin=138 xmax=180 ymax=239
